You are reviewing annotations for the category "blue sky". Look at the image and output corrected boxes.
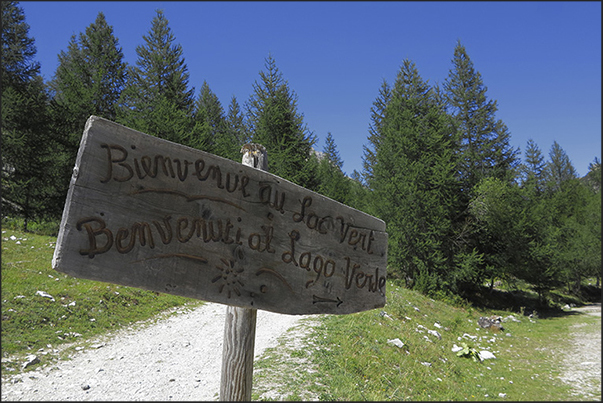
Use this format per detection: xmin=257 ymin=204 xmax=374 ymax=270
xmin=19 ymin=1 xmax=601 ymax=177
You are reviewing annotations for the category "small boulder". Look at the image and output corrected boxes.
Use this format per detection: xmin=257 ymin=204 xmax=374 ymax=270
xmin=387 ymin=338 xmax=405 ymax=348
xmin=477 ymin=316 xmax=504 ymax=331
xmin=478 ymin=350 xmax=496 ymax=360
xmin=35 ymin=290 xmax=55 ymax=302
xmin=22 ymin=355 xmax=40 ymax=369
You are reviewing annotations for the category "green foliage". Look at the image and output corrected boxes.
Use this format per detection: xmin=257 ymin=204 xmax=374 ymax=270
xmin=368 ymin=59 xmax=458 ymax=292
xmin=362 ymin=79 xmax=392 ymax=187
xmin=544 ymin=177 xmax=601 ymax=294
xmin=2 ymin=5 xmax=599 ymax=312
xmin=441 ymin=41 xmax=522 ymax=294
xmin=316 ymin=132 xmax=351 ymax=204
xmin=246 ymin=55 xmax=317 ymax=188
xmin=225 ymin=95 xmax=251 ymax=149
xmin=45 ymin=11 xmax=129 ymax=224
xmin=468 ymin=177 xmax=527 ymax=289
xmin=117 ymin=9 xmax=194 ymax=144
xmin=2 ymin=216 xmax=60 ymax=236
xmin=544 ymin=141 xmax=578 ymax=192
xmin=189 ymin=81 xmax=242 ymax=160
xmin=1 ymin=1 xmax=64 ymax=227
xmin=443 ymin=40 xmax=519 ymax=196
xmin=520 ymin=139 xmax=547 ymax=193
xmin=455 ymin=342 xmax=480 ymax=362
xmin=49 ymin=11 xmax=127 ymax=126
xmin=582 ymin=157 xmax=601 ymax=193
xmin=1 ymin=1 xmax=39 ymax=89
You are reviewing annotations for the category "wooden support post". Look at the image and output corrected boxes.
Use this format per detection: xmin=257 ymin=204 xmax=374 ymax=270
xmin=220 ymin=306 xmax=257 ymax=400
xmin=219 ymin=144 xmax=268 ymax=401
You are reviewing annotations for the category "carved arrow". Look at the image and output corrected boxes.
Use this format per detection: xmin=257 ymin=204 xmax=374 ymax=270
xmin=312 ymin=295 xmax=343 ymax=307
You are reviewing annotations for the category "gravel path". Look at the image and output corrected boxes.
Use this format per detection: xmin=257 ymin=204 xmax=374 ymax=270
xmin=1 ymin=303 xmax=310 ymax=401
xmin=3 ymin=302 xmax=600 ymax=401
xmin=558 ymin=303 xmax=602 ymax=400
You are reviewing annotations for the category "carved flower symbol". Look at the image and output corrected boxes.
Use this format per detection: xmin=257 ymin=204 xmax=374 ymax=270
xmin=212 ymin=258 xmax=244 ymax=298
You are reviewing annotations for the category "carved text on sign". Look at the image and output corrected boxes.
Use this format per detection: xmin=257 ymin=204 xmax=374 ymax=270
xmin=53 ymin=116 xmax=387 ymax=315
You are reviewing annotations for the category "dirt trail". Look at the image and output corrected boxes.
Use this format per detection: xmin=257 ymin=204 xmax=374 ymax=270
xmin=1 ymin=303 xmax=310 ymax=401
xmin=558 ymin=303 xmax=601 ymax=400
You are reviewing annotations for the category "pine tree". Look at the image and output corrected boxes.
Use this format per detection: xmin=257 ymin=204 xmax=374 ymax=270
xmin=225 ymin=95 xmax=250 ymax=152
xmin=190 ymin=81 xmax=225 ymax=152
xmin=49 ymin=11 xmax=128 ymax=191
xmin=520 ymin=139 xmax=547 ymax=192
xmin=246 ymin=55 xmax=316 ymax=187
xmin=582 ymin=157 xmax=601 ymax=193
xmin=370 ymin=59 xmax=458 ymax=294
xmin=544 ymin=141 xmax=577 ymax=192
xmin=189 ymin=81 xmax=241 ymax=160
xmin=1 ymin=1 xmax=59 ymax=227
xmin=50 ymin=12 xmax=127 ymax=125
xmin=443 ymin=40 xmax=519 ymax=196
xmin=362 ymin=79 xmax=391 ymax=187
xmin=316 ymin=132 xmax=350 ymax=204
xmin=1 ymin=0 xmax=38 ymax=89
xmin=117 ymin=9 xmax=194 ymax=144
xmin=469 ymin=177 xmax=530 ymax=291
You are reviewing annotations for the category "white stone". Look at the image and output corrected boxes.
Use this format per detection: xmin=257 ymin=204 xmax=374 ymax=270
xmin=479 ymin=350 xmax=496 ymax=360
xmin=22 ymin=355 xmax=39 ymax=369
xmin=387 ymin=338 xmax=405 ymax=348
xmin=35 ymin=291 xmax=55 ymax=302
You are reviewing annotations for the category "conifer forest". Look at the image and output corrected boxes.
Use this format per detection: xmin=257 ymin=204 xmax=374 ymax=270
xmin=2 ymin=2 xmax=600 ymax=304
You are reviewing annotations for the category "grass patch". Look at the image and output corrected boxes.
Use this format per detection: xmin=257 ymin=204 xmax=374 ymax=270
xmin=252 ymin=281 xmax=600 ymax=401
xmin=1 ymin=217 xmax=61 ymax=237
xmin=1 ymin=228 xmax=201 ymax=372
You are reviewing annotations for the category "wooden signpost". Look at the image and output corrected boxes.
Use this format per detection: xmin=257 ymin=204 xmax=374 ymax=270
xmin=52 ymin=116 xmax=388 ymax=399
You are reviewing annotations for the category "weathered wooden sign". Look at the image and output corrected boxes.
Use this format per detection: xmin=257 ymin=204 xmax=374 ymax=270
xmin=53 ymin=116 xmax=388 ymax=315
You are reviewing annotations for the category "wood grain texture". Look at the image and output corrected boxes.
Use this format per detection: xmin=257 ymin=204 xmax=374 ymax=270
xmin=53 ymin=116 xmax=388 ymax=315
xmin=219 ymin=142 xmax=263 ymax=402
xmin=220 ymin=306 xmax=257 ymax=401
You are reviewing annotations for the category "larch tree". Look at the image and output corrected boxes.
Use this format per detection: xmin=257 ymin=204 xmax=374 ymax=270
xmin=190 ymin=81 xmax=240 ymax=160
xmin=369 ymin=59 xmax=459 ymax=294
xmin=50 ymin=11 xmax=127 ymax=128
xmin=245 ymin=54 xmax=317 ymax=188
xmin=520 ymin=138 xmax=547 ymax=193
xmin=225 ymin=95 xmax=250 ymax=154
xmin=49 ymin=11 xmax=128 ymax=201
xmin=117 ymin=9 xmax=194 ymax=145
xmin=582 ymin=157 xmax=601 ymax=193
xmin=362 ymin=79 xmax=391 ymax=188
xmin=442 ymin=41 xmax=521 ymax=294
xmin=443 ymin=40 xmax=519 ymax=197
xmin=544 ymin=141 xmax=578 ymax=192
xmin=1 ymin=1 xmax=59 ymax=227
xmin=316 ymin=132 xmax=350 ymax=204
